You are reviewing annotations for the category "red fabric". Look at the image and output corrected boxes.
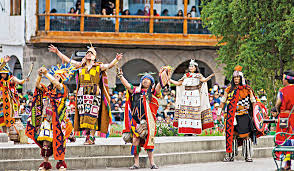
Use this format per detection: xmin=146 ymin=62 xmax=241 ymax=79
xmin=280 ymin=85 xmax=294 ymax=111
xmin=56 ymin=160 xmax=67 ymax=169
xmin=225 ymin=86 xmax=241 ymax=153
xmin=179 ymin=127 xmax=202 ymax=134
xmin=202 ymin=122 xmax=215 ymax=130
xmin=276 ymin=85 xmax=294 ymax=143
xmin=143 ymin=95 xmax=158 ymax=150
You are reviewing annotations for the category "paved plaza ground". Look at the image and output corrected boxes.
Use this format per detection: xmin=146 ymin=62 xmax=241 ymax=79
xmin=69 ymin=157 xmax=277 ymax=171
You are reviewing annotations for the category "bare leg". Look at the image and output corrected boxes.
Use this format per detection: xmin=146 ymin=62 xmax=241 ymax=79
xmin=132 ymin=136 xmax=140 ymax=167
xmin=147 ymin=150 xmax=155 ymax=166
xmin=2 ymin=126 xmax=7 ymax=133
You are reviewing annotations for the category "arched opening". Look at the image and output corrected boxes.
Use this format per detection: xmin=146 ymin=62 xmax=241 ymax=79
xmin=8 ymin=55 xmax=22 ymax=79
xmin=7 ymin=55 xmax=23 ymax=93
xmin=116 ymin=59 xmax=158 ymax=91
xmin=171 ymin=59 xmax=215 ymax=89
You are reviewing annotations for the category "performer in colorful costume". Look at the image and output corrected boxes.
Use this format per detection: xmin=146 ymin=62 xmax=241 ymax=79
xmin=118 ymin=66 xmax=170 ymax=170
xmin=274 ymin=70 xmax=294 ymax=170
xmin=0 ymin=56 xmax=28 ymax=133
xmin=217 ymin=65 xmax=257 ymax=162
xmin=170 ymin=59 xmax=215 ymax=134
xmin=25 ymin=64 xmax=75 ymax=171
xmin=48 ymin=44 xmax=122 ymax=145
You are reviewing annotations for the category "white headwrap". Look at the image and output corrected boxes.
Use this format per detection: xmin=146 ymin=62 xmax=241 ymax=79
xmin=189 ymin=59 xmax=198 ymax=67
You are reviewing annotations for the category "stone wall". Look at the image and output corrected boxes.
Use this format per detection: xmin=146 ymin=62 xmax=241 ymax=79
xmin=23 ymin=45 xmax=225 ymax=92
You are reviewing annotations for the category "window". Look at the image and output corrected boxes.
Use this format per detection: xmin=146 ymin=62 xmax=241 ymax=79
xmin=10 ymin=0 xmax=21 ymax=16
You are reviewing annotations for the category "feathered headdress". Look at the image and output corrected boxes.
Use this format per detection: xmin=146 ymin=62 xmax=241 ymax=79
xmin=48 ymin=63 xmax=77 ymax=82
xmin=0 ymin=58 xmax=10 ymax=74
xmin=189 ymin=59 xmax=198 ymax=67
xmin=86 ymin=41 xmax=97 ymax=57
xmin=233 ymin=65 xmax=246 ymax=85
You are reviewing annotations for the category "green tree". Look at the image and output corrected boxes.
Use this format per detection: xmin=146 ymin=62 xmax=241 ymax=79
xmin=201 ymin=0 xmax=294 ymax=106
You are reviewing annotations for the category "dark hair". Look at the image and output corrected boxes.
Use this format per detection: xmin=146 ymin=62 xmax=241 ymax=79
xmin=153 ymin=9 xmax=158 ymax=15
xmin=176 ymin=10 xmax=183 ymax=17
xmin=284 ymin=70 xmax=294 ymax=84
xmin=229 ymin=75 xmax=243 ymax=92
xmin=162 ymin=9 xmax=168 ymax=15
xmin=69 ymin=7 xmax=76 ymax=13
xmin=122 ymin=9 xmax=130 ymax=15
xmin=50 ymin=8 xmax=57 ymax=13
xmin=191 ymin=6 xmax=196 ymax=11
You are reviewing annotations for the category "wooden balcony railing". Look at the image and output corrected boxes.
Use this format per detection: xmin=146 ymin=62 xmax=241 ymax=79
xmin=31 ymin=0 xmax=219 ymax=46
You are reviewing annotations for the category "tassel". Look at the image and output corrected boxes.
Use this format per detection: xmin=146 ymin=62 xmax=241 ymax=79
xmin=56 ymin=160 xmax=67 ymax=169
xmin=40 ymin=162 xmax=52 ymax=170
xmin=131 ymin=145 xmax=141 ymax=155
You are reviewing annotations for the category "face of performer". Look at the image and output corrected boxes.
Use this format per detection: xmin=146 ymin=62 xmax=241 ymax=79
xmin=54 ymin=74 xmax=62 ymax=82
xmin=189 ymin=65 xmax=196 ymax=73
xmin=85 ymin=51 xmax=95 ymax=61
xmin=0 ymin=73 xmax=7 ymax=79
xmin=233 ymin=76 xmax=241 ymax=85
xmin=142 ymin=78 xmax=152 ymax=89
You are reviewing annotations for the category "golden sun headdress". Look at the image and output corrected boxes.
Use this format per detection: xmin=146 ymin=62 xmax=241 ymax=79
xmin=48 ymin=63 xmax=77 ymax=82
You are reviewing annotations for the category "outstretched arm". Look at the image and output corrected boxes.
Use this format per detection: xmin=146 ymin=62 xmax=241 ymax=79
xmin=200 ymin=73 xmax=215 ymax=82
xmin=0 ymin=55 xmax=10 ymax=70
xmin=39 ymin=67 xmax=63 ymax=90
xmin=11 ymin=77 xmax=29 ymax=85
xmin=100 ymin=53 xmax=123 ymax=71
xmin=117 ymin=68 xmax=133 ymax=93
xmin=169 ymin=79 xmax=183 ymax=86
xmin=35 ymin=68 xmax=43 ymax=89
xmin=48 ymin=44 xmax=80 ymax=67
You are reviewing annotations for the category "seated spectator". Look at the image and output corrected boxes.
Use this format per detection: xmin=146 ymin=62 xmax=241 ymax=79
xmin=212 ymin=103 xmax=220 ymax=122
xmin=136 ymin=9 xmax=144 ymax=15
xmin=213 ymin=92 xmax=221 ymax=104
xmin=113 ymin=104 xmax=123 ymax=121
xmin=122 ymin=9 xmax=130 ymax=15
xmin=90 ymin=2 xmax=99 ymax=14
xmin=176 ymin=10 xmax=183 ymax=17
xmin=107 ymin=1 xmax=115 ymax=15
xmin=69 ymin=7 xmax=76 ymax=14
xmin=110 ymin=97 xmax=117 ymax=110
xmin=162 ymin=9 xmax=169 ymax=16
xmin=187 ymin=12 xmax=192 ymax=18
xmin=190 ymin=5 xmax=200 ymax=17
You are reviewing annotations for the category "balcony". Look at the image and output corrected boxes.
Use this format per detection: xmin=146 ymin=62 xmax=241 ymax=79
xmin=31 ymin=0 xmax=219 ymax=46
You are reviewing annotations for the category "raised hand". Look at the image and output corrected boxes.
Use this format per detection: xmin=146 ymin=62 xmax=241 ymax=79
xmin=116 ymin=53 xmax=123 ymax=61
xmin=3 ymin=55 xmax=10 ymax=63
xmin=48 ymin=44 xmax=58 ymax=54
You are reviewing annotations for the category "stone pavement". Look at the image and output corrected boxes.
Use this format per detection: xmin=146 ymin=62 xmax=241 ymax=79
xmin=69 ymin=157 xmax=277 ymax=171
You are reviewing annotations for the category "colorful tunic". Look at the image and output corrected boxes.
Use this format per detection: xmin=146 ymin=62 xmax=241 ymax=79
xmin=74 ymin=63 xmax=112 ymax=135
xmin=123 ymin=87 xmax=160 ymax=150
xmin=224 ymin=85 xmax=255 ymax=153
xmin=0 ymin=76 xmax=20 ymax=127
xmin=173 ymin=73 xmax=214 ymax=134
xmin=26 ymin=84 xmax=73 ymax=160
xmin=275 ymin=84 xmax=294 ymax=145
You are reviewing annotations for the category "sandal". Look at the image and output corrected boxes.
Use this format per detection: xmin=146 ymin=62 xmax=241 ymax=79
xmin=245 ymin=157 xmax=253 ymax=162
xmin=223 ymin=156 xmax=234 ymax=162
xmin=84 ymin=136 xmax=95 ymax=145
xmin=150 ymin=165 xmax=159 ymax=169
xmin=129 ymin=165 xmax=140 ymax=170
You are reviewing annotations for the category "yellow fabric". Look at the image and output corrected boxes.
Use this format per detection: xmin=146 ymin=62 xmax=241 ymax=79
xmin=81 ymin=69 xmax=86 ymax=75
xmin=37 ymin=136 xmax=53 ymax=142
xmin=80 ymin=123 xmax=96 ymax=130
xmin=90 ymin=69 xmax=96 ymax=76
xmin=96 ymin=66 xmax=100 ymax=72
xmin=84 ymin=74 xmax=90 ymax=81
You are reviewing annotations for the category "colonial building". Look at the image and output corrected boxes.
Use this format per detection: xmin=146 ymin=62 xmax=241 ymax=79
xmin=1 ymin=0 xmax=225 ymax=92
